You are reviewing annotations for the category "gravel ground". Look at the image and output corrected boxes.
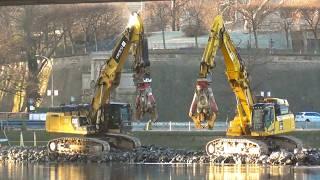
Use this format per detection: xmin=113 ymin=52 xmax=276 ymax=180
xmin=0 ymin=145 xmax=319 ymax=165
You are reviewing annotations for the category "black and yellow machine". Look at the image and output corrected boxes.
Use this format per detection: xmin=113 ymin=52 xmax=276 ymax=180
xmin=189 ymin=15 xmax=301 ymax=156
xmin=45 ymin=12 xmax=157 ymax=155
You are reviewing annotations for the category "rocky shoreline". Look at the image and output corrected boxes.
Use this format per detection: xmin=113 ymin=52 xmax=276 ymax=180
xmin=1 ymin=145 xmax=320 ymax=166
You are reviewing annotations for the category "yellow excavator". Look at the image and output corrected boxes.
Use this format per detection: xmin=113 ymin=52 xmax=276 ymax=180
xmin=189 ymin=15 xmax=301 ymax=156
xmin=45 ymin=12 xmax=157 ymax=155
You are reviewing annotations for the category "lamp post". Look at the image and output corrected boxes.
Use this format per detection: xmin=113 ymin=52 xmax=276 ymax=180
xmin=35 ymin=55 xmax=56 ymax=107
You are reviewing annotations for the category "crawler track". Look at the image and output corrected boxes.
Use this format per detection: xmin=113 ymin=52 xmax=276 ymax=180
xmin=101 ymin=133 xmax=141 ymax=150
xmin=47 ymin=137 xmax=110 ymax=155
xmin=206 ymin=135 xmax=303 ymax=157
xmin=206 ymin=138 xmax=268 ymax=157
xmin=47 ymin=133 xmax=141 ymax=155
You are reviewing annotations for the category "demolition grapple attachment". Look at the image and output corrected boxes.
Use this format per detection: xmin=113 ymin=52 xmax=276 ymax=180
xmin=189 ymin=78 xmax=218 ymax=129
xmin=135 ymin=78 xmax=158 ymax=122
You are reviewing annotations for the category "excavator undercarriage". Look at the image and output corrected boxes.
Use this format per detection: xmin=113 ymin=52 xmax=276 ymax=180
xmin=48 ymin=137 xmax=110 ymax=155
xmin=206 ymin=136 xmax=303 ymax=157
xmin=47 ymin=133 xmax=141 ymax=155
xmin=45 ymin=103 xmax=141 ymax=155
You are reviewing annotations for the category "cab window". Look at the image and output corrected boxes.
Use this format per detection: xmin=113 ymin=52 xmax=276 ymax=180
xmin=120 ymin=107 xmax=130 ymax=122
xmin=263 ymin=107 xmax=274 ymax=128
xmin=279 ymin=105 xmax=289 ymax=115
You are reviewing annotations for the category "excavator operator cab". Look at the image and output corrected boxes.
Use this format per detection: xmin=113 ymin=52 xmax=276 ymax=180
xmin=102 ymin=102 xmax=133 ymax=133
xmin=251 ymin=103 xmax=275 ymax=132
xmin=251 ymin=98 xmax=294 ymax=135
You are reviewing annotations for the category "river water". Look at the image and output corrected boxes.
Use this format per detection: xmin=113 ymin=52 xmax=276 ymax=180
xmin=1 ymin=163 xmax=320 ymax=180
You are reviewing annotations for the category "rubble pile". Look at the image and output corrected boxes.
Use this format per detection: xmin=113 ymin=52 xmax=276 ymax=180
xmin=0 ymin=145 xmax=320 ymax=165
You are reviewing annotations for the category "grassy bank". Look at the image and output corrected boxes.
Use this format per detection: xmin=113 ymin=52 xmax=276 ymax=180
xmin=134 ymin=130 xmax=320 ymax=150
xmin=1 ymin=130 xmax=320 ymax=150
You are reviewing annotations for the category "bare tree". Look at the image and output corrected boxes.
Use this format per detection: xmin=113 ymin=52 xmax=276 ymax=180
xmin=145 ymin=2 xmax=170 ymax=49
xmin=72 ymin=4 xmax=126 ymax=53
xmin=170 ymin=0 xmax=188 ymax=31
xmin=299 ymin=7 xmax=320 ymax=51
xmin=225 ymin=0 xmax=283 ymax=48
xmin=182 ymin=0 xmax=218 ymax=47
xmin=0 ymin=7 xmax=24 ymax=64
xmin=0 ymin=4 xmax=127 ymax=111
xmin=47 ymin=6 xmax=77 ymax=55
xmin=93 ymin=4 xmax=126 ymax=51
xmin=279 ymin=7 xmax=296 ymax=49
xmin=183 ymin=1 xmax=204 ymax=47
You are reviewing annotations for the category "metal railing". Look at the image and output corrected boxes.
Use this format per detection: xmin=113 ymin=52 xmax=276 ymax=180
xmin=0 ymin=113 xmax=46 ymax=130
xmin=0 ymin=112 xmax=29 ymax=120
xmin=0 ymin=117 xmax=319 ymax=131
xmin=132 ymin=121 xmax=228 ymax=131
xmin=295 ymin=121 xmax=320 ymax=129
xmin=133 ymin=121 xmax=320 ymax=131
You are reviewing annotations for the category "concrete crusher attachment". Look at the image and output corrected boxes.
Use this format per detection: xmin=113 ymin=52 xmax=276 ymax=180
xmin=189 ymin=79 xmax=218 ymax=129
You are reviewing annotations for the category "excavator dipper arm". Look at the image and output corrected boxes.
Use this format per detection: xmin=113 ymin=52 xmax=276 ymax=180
xmin=188 ymin=15 xmax=223 ymax=129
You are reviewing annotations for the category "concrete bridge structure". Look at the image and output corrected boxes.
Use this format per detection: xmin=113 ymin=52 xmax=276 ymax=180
xmin=0 ymin=0 xmax=167 ymax=6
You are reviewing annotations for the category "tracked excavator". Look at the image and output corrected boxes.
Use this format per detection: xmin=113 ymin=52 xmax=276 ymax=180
xmin=189 ymin=15 xmax=302 ymax=157
xmin=45 ymin=13 xmax=157 ymax=155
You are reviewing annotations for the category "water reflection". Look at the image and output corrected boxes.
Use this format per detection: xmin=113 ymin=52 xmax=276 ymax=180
xmin=0 ymin=163 xmax=320 ymax=180
xmin=207 ymin=165 xmax=293 ymax=180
